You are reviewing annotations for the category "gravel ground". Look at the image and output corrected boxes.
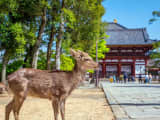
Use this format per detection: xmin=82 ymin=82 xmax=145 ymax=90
xmin=0 ymin=88 xmax=115 ymax=120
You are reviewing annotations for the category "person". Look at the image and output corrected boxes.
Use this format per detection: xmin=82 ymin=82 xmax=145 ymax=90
xmin=116 ymin=75 xmax=120 ymax=83
xmin=149 ymin=73 xmax=152 ymax=83
xmin=128 ymin=74 xmax=132 ymax=82
xmin=131 ymin=75 xmax=135 ymax=82
xmin=119 ymin=74 xmax=123 ymax=83
xmin=145 ymin=73 xmax=149 ymax=83
xmin=113 ymin=74 xmax=116 ymax=83
xmin=123 ymin=72 xmax=128 ymax=83
xmin=139 ymin=74 xmax=142 ymax=83
xmin=109 ymin=76 xmax=113 ymax=83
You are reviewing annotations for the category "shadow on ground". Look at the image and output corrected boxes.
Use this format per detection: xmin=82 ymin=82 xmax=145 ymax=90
xmin=113 ymin=85 xmax=160 ymax=88
xmin=110 ymin=103 xmax=160 ymax=106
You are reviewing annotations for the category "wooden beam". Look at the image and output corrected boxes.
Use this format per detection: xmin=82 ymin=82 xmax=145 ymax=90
xmin=107 ymin=44 xmax=153 ymax=48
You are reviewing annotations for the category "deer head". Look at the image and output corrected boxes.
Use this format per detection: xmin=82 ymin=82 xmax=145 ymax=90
xmin=70 ymin=49 xmax=98 ymax=71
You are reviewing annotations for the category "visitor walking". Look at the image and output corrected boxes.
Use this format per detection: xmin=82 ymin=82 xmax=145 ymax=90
xmin=113 ymin=74 xmax=116 ymax=83
xmin=119 ymin=74 xmax=123 ymax=83
xmin=145 ymin=73 xmax=149 ymax=83
xmin=124 ymin=72 xmax=128 ymax=83
xmin=128 ymin=74 xmax=132 ymax=82
xmin=149 ymin=73 xmax=152 ymax=83
xmin=131 ymin=75 xmax=135 ymax=82
xmin=139 ymin=74 xmax=142 ymax=83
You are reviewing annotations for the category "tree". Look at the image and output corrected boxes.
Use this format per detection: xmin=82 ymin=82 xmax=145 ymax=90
xmin=0 ymin=0 xmax=108 ymax=81
xmin=60 ymin=54 xmax=74 ymax=71
xmin=46 ymin=0 xmax=71 ymax=70
xmin=0 ymin=0 xmax=49 ymax=82
xmin=55 ymin=0 xmax=65 ymax=70
xmin=46 ymin=0 xmax=107 ymax=70
xmin=89 ymin=37 xmax=109 ymax=60
xmin=150 ymin=42 xmax=160 ymax=67
xmin=46 ymin=14 xmax=56 ymax=69
xmin=149 ymin=9 xmax=160 ymax=68
xmin=37 ymin=50 xmax=47 ymax=70
xmin=31 ymin=7 xmax=47 ymax=68
xmin=149 ymin=9 xmax=160 ymax=24
xmin=9 ymin=0 xmax=49 ymax=69
xmin=0 ymin=14 xmax=25 ymax=83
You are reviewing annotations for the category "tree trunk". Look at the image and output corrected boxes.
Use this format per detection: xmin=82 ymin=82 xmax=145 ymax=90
xmin=55 ymin=0 xmax=64 ymax=70
xmin=1 ymin=51 xmax=9 ymax=84
xmin=55 ymin=37 xmax=62 ymax=70
xmin=46 ymin=26 xmax=55 ymax=70
xmin=31 ymin=7 xmax=47 ymax=69
xmin=23 ymin=46 xmax=33 ymax=68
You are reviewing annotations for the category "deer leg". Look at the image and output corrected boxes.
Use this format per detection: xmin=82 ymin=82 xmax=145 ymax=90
xmin=5 ymin=99 xmax=14 ymax=120
xmin=13 ymin=92 xmax=27 ymax=120
xmin=60 ymin=99 xmax=66 ymax=120
xmin=52 ymin=99 xmax=60 ymax=120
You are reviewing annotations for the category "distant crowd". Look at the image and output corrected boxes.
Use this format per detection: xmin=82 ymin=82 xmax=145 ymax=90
xmin=109 ymin=72 xmax=152 ymax=84
xmin=138 ymin=73 xmax=152 ymax=84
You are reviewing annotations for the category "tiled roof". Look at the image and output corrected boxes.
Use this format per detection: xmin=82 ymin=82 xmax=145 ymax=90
xmin=106 ymin=23 xmax=154 ymax=45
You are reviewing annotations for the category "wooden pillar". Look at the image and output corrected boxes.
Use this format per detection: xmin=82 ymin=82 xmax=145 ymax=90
xmin=102 ymin=63 xmax=106 ymax=78
xmin=118 ymin=63 xmax=121 ymax=77
xmin=145 ymin=58 xmax=148 ymax=73
xmin=132 ymin=47 xmax=136 ymax=77
xmin=117 ymin=57 xmax=121 ymax=77
xmin=133 ymin=57 xmax=135 ymax=77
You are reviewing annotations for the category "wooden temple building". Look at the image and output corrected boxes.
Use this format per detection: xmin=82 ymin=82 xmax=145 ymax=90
xmin=99 ymin=21 xmax=155 ymax=78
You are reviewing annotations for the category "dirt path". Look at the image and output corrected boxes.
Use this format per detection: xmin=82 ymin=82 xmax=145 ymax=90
xmin=0 ymin=88 xmax=115 ymax=120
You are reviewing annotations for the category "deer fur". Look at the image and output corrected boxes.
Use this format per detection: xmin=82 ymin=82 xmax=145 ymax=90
xmin=5 ymin=49 xmax=98 ymax=120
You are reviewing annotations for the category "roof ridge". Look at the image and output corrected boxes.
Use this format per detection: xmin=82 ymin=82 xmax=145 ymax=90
xmin=108 ymin=22 xmax=127 ymax=29
xmin=107 ymin=22 xmax=147 ymax=30
xmin=107 ymin=29 xmax=145 ymax=31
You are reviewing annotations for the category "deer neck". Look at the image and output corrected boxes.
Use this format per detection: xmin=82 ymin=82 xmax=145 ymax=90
xmin=71 ymin=61 xmax=86 ymax=85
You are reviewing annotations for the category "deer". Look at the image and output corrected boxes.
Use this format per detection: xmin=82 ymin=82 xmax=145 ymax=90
xmin=5 ymin=49 xmax=98 ymax=120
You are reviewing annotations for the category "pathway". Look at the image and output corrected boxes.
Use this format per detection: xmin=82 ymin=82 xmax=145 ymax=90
xmin=101 ymin=82 xmax=160 ymax=120
xmin=0 ymin=88 xmax=115 ymax=120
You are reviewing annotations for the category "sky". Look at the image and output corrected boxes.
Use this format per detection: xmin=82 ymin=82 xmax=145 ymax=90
xmin=102 ymin=0 xmax=160 ymax=40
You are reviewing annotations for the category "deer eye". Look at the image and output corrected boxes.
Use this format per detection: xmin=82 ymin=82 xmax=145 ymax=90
xmin=85 ymin=58 xmax=90 ymax=61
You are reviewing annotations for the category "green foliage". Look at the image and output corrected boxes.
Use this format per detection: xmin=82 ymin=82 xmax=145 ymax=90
xmin=37 ymin=50 xmax=47 ymax=70
xmin=10 ymin=23 xmax=26 ymax=53
xmin=149 ymin=9 xmax=160 ymax=24
xmin=149 ymin=41 xmax=160 ymax=68
xmin=60 ymin=0 xmax=108 ymax=60
xmin=89 ymin=38 xmax=109 ymax=60
xmin=7 ymin=60 xmax=24 ymax=74
xmin=70 ymin=0 xmax=106 ymax=52
xmin=63 ymin=8 xmax=76 ymax=29
xmin=149 ymin=9 xmax=160 ymax=67
xmin=150 ymin=41 xmax=160 ymax=59
xmin=0 ymin=0 xmax=107 ymax=76
xmin=60 ymin=54 xmax=74 ymax=71
xmin=49 ymin=52 xmax=74 ymax=71
xmin=0 ymin=60 xmax=24 ymax=75
xmin=89 ymin=22 xmax=109 ymax=60
xmin=0 ymin=13 xmax=26 ymax=54
xmin=87 ymin=70 xmax=94 ymax=73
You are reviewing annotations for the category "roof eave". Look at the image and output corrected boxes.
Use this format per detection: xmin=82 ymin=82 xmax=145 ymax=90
xmin=106 ymin=44 xmax=153 ymax=47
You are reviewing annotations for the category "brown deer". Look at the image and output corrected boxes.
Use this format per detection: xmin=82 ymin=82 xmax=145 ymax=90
xmin=5 ymin=49 xmax=98 ymax=120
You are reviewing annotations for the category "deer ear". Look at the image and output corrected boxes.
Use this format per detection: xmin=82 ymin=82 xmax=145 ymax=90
xmin=77 ymin=50 xmax=82 ymax=53
xmin=70 ymin=48 xmax=77 ymax=56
